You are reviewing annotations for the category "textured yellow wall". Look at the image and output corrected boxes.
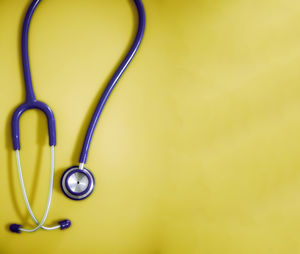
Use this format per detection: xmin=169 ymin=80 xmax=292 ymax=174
xmin=1 ymin=0 xmax=300 ymax=253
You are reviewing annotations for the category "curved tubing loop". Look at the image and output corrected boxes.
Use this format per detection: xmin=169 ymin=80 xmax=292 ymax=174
xmin=14 ymin=0 xmax=145 ymax=163
xmin=12 ymin=101 xmax=56 ymax=150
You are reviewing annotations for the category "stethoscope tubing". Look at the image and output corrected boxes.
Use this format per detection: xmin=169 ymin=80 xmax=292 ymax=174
xmin=22 ymin=0 xmax=39 ymax=102
xmin=12 ymin=0 xmax=56 ymax=151
xmin=12 ymin=0 xmax=146 ymax=166
xmin=79 ymin=0 xmax=146 ymax=163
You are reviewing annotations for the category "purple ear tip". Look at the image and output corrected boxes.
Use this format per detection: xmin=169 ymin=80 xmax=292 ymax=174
xmin=9 ymin=224 xmax=22 ymax=233
xmin=59 ymin=220 xmax=71 ymax=230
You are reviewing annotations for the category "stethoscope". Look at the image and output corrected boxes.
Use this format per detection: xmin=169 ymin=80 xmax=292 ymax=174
xmin=9 ymin=0 xmax=145 ymax=233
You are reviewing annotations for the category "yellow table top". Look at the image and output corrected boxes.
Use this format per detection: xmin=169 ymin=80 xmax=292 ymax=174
xmin=1 ymin=0 xmax=300 ymax=253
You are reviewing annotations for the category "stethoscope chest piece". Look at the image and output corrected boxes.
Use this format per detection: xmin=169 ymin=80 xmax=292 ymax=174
xmin=61 ymin=166 xmax=95 ymax=200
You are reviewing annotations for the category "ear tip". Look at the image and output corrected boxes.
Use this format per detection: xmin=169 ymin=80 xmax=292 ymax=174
xmin=59 ymin=220 xmax=71 ymax=230
xmin=9 ymin=224 xmax=22 ymax=233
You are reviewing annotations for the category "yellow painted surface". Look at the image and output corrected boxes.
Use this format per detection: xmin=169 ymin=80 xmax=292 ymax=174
xmin=1 ymin=0 xmax=300 ymax=253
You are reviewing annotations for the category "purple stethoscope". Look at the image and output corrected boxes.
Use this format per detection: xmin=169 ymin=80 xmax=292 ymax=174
xmin=9 ymin=0 xmax=145 ymax=233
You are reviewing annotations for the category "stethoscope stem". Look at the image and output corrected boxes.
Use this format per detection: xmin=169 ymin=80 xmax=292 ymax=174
xmin=22 ymin=0 xmax=40 ymax=102
xmin=79 ymin=163 xmax=85 ymax=170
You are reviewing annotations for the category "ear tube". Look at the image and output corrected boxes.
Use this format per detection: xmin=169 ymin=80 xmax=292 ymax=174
xmin=9 ymin=147 xmax=71 ymax=233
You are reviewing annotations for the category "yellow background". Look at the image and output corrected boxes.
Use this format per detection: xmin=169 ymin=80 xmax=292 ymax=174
xmin=1 ymin=0 xmax=300 ymax=253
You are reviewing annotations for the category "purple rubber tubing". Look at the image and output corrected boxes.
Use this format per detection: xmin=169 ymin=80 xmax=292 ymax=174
xmin=12 ymin=0 xmax=56 ymax=150
xmin=11 ymin=0 xmax=146 ymax=165
xmin=79 ymin=0 xmax=146 ymax=163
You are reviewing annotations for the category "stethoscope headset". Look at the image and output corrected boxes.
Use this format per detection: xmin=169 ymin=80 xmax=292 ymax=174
xmin=9 ymin=0 xmax=145 ymax=233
